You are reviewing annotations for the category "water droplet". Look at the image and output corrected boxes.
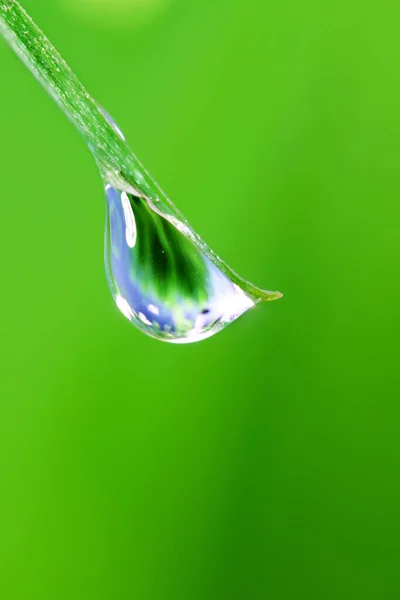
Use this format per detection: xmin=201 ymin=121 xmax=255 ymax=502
xmin=101 ymin=114 xmax=282 ymax=343
xmin=105 ymin=186 xmax=255 ymax=343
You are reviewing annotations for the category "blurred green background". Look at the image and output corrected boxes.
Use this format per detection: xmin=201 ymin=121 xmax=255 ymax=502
xmin=1 ymin=0 xmax=399 ymax=598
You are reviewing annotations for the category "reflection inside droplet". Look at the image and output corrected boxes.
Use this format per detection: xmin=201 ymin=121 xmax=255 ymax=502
xmin=104 ymin=186 xmax=255 ymax=343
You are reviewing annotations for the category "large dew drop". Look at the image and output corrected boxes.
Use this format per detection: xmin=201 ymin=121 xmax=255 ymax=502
xmin=101 ymin=115 xmax=282 ymax=343
xmin=104 ymin=185 xmax=256 ymax=343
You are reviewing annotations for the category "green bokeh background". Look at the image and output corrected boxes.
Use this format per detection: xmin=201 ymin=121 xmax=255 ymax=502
xmin=1 ymin=1 xmax=399 ymax=598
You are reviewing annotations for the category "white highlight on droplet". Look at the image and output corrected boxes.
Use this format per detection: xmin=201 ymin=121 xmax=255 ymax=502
xmin=148 ymin=304 xmax=159 ymax=315
xmin=121 ymin=192 xmax=137 ymax=248
xmin=115 ymin=295 xmax=134 ymax=321
xmin=139 ymin=312 xmax=153 ymax=326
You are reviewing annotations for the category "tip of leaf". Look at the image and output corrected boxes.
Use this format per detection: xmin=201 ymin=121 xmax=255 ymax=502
xmin=258 ymin=290 xmax=284 ymax=302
